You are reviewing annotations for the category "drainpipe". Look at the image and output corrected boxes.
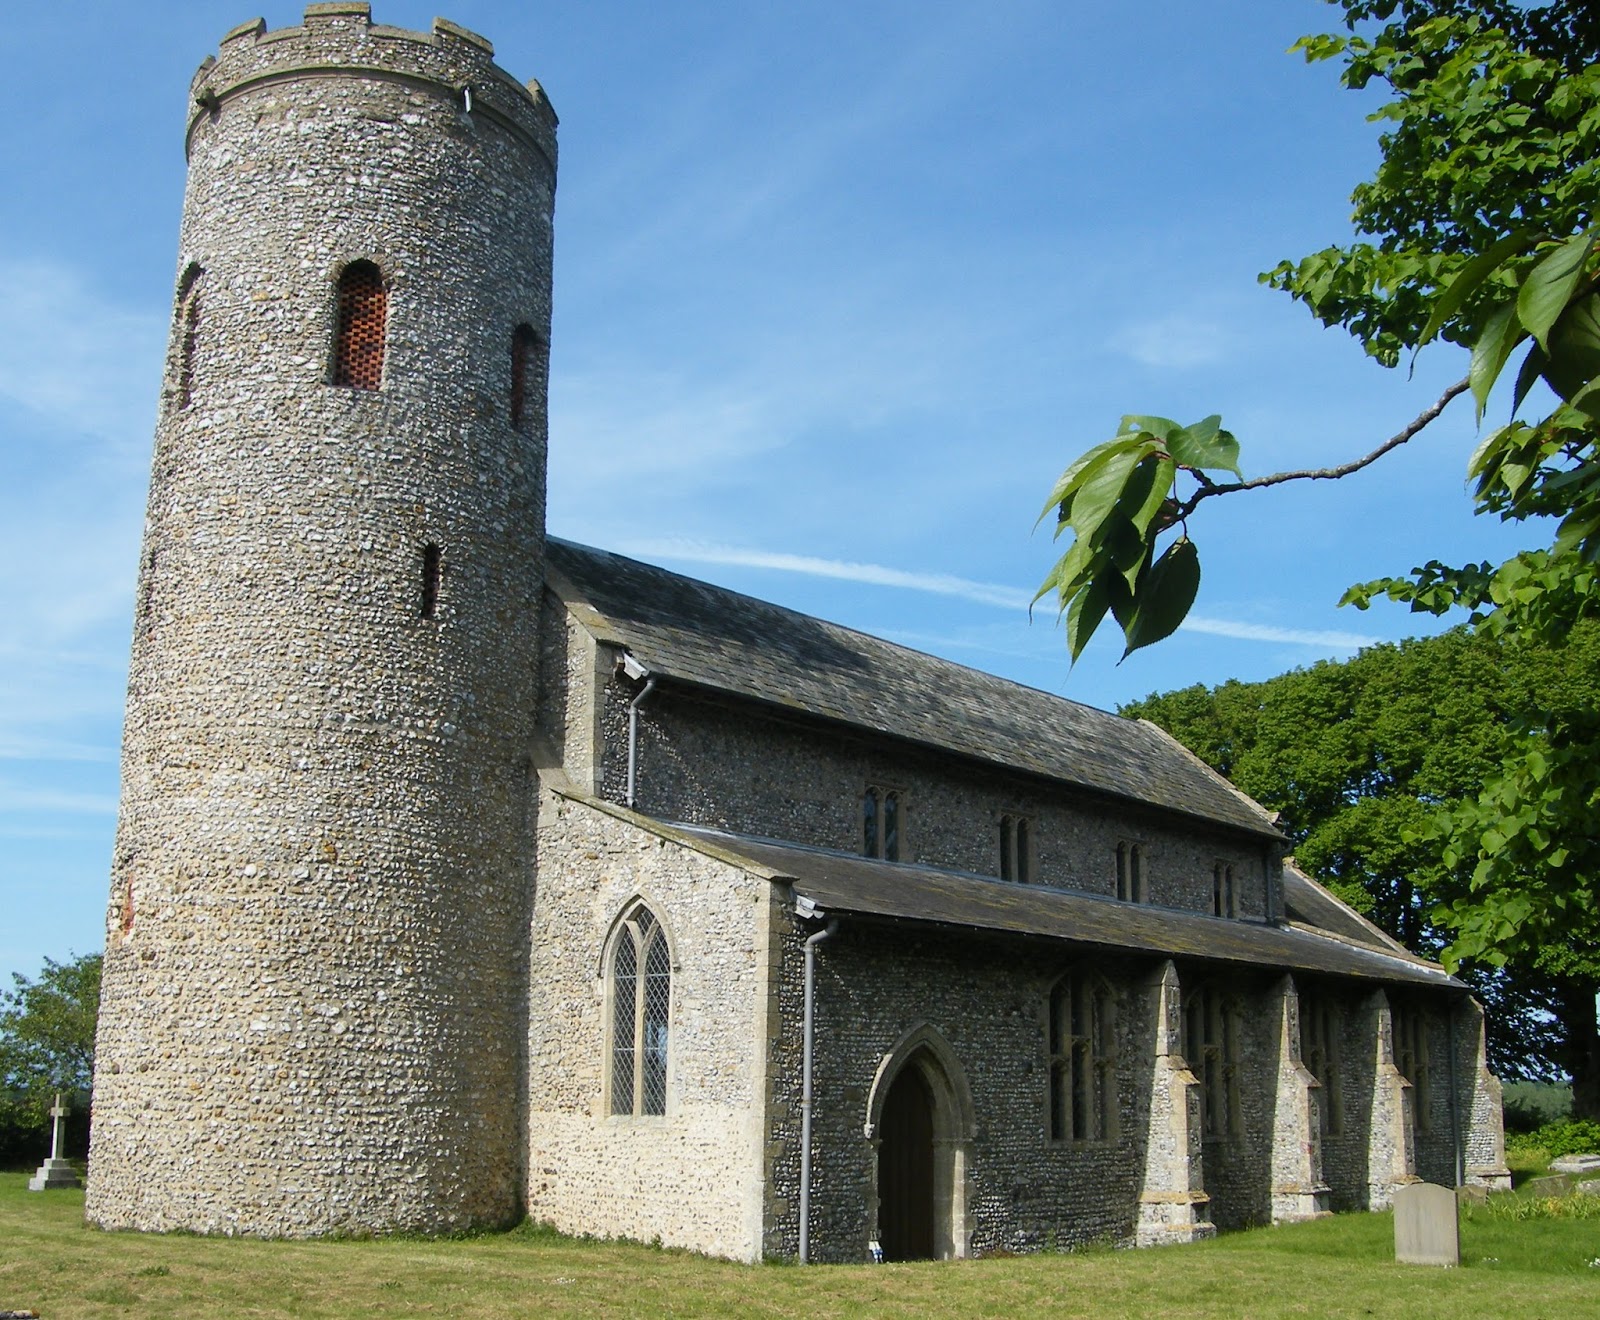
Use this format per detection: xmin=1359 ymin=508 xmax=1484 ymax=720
xmin=799 ymin=906 xmax=839 ymax=1265
xmin=619 ymin=653 xmax=655 ymax=808
xmin=1447 ymin=1004 xmax=1463 ymax=1187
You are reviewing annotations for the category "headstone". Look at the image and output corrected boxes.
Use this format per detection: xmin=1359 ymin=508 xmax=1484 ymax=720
xmin=1523 ymin=1173 xmax=1573 ymax=1197
xmin=1549 ymin=1153 xmax=1600 ymax=1175
xmin=26 ymin=1092 xmax=82 ymax=1192
xmin=1578 ymin=1178 xmax=1600 ymax=1196
xmin=1394 ymin=1182 xmax=1459 ymax=1267
xmin=1455 ymin=1184 xmax=1488 ymax=1206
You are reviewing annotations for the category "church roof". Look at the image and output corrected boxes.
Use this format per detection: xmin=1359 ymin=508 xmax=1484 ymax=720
xmin=546 ymin=539 xmax=1281 ymax=840
xmin=668 ymin=822 xmax=1460 ymax=990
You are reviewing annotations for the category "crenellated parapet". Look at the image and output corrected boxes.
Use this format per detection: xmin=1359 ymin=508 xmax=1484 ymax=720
xmin=187 ymin=4 xmax=556 ymax=170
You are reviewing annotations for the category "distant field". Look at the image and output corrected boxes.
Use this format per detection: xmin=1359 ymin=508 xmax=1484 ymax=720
xmin=2 ymin=1174 xmax=1598 ymax=1319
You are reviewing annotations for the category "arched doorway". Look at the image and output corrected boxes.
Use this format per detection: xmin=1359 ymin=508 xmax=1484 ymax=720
xmin=866 ymin=1025 xmax=976 ymax=1261
xmin=878 ymin=1065 xmax=937 ymax=1260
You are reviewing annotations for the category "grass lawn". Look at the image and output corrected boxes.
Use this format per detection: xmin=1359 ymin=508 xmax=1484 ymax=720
xmin=1 ymin=1174 xmax=1597 ymax=1318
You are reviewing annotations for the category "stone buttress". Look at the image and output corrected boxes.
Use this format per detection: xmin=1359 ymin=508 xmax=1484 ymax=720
xmin=87 ymin=4 xmax=556 ymax=1235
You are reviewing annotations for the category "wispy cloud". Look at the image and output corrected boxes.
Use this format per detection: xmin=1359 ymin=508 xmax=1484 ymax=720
xmin=621 ymin=539 xmax=1034 ymax=609
xmin=0 ymin=257 xmax=163 ymax=451
xmin=624 ymin=539 xmax=1381 ymax=650
xmin=1110 ymin=313 xmax=1233 ymax=370
xmin=0 ymin=782 xmax=119 ymax=815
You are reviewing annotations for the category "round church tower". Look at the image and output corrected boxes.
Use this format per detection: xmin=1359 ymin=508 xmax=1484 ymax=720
xmin=87 ymin=5 xmax=555 ymax=1235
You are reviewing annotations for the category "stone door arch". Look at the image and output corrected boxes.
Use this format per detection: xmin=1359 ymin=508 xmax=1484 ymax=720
xmin=865 ymin=1023 xmax=976 ymax=1260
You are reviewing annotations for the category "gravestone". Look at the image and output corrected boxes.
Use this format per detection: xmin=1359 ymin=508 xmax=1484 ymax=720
xmin=1393 ymin=1182 xmax=1458 ymax=1267
xmin=26 ymin=1093 xmax=82 ymax=1191
xmin=1549 ymin=1153 xmax=1600 ymax=1176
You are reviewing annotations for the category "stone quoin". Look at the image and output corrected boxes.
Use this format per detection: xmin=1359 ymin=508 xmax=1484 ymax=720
xmin=87 ymin=4 xmax=1511 ymax=1259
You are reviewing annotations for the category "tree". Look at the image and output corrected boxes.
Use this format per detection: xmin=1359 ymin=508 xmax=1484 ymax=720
xmin=1122 ymin=623 xmax=1599 ymax=1104
xmin=1036 ymin=0 xmax=1600 ymax=1018
xmin=0 ymin=953 xmax=100 ymax=1161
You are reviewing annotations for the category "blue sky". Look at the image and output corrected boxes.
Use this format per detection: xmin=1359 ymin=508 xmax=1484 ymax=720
xmin=0 ymin=2 xmax=1541 ymax=988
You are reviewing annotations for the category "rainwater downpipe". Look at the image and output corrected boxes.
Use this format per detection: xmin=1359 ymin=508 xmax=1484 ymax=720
xmin=799 ymin=909 xmax=839 ymax=1265
xmin=620 ymin=654 xmax=655 ymax=808
xmin=1447 ymin=1005 xmax=1464 ymax=1187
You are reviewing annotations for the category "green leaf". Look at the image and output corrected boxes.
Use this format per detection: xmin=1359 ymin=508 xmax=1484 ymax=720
xmin=1119 ymin=415 xmax=1182 ymax=442
xmin=1416 ymin=230 xmax=1535 ymax=349
xmin=1511 ymin=341 xmax=1547 ymax=415
xmin=1541 ymin=291 xmax=1600 ymax=402
xmin=1121 ymin=538 xmax=1201 ymax=658
xmin=1065 ymin=575 xmax=1109 ymax=663
xmin=1166 ymin=416 xmax=1243 ymax=477
xmin=1469 ymin=300 xmax=1528 ymax=418
xmin=1036 ymin=439 xmax=1131 ymax=525
xmin=1517 ymin=229 xmax=1595 ymax=352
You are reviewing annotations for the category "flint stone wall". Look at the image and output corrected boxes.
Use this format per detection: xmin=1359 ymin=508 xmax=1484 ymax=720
xmin=88 ymin=4 xmax=555 ymax=1236
xmin=524 ymin=789 xmax=775 ymax=1261
xmin=600 ymin=679 xmax=1277 ymax=920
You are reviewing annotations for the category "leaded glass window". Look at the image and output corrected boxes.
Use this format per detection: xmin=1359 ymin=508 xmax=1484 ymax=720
xmin=609 ymin=904 xmax=670 ymax=1117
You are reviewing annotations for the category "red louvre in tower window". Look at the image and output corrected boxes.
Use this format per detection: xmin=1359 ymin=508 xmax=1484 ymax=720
xmin=511 ymin=324 xmax=539 ymax=430
xmin=332 ymin=261 xmax=387 ymax=389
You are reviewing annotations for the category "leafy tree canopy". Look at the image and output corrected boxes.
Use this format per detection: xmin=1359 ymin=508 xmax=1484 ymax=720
xmin=1122 ymin=623 xmax=1600 ymax=1097
xmin=0 ymin=952 xmax=100 ymax=1133
xmin=1038 ymin=0 xmax=1600 ymax=989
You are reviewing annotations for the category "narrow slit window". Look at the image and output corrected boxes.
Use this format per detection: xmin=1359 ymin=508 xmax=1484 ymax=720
xmin=862 ymin=785 xmax=904 ymax=861
xmin=420 ymin=544 xmax=442 ymax=619
xmin=999 ymin=813 xmax=1033 ymax=882
xmin=1213 ymin=862 xmax=1235 ymax=917
xmin=1116 ymin=842 xmax=1146 ymax=902
xmin=331 ymin=260 xmax=387 ymax=390
xmin=173 ymin=264 xmax=203 ymax=411
xmin=511 ymin=324 xmax=540 ymax=431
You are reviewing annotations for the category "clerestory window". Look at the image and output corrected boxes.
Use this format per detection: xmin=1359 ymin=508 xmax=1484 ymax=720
xmin=608 ymin=903 xmax=671 ymax=1117
xmin=331 ymin=260 xmax=387 ymax=390
xmin=1116 ymin=841 xmax=1146 ymax=903
xmin=1048 ymin=971 xmax=1116 ymax=1142
xmin=998 ymin=813 xmax=1032 ymax=883
xmin=1212 ymin=861 xmax=1236 ymax=917
xmin=862 ymin=785 xmax=902 ymax=862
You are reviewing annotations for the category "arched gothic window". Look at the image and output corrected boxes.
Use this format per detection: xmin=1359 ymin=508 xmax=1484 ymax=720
xmin=1048 ymin=970 xmax=1116 ymax=1142
xmin=331 ymin=260 xmax=387 ymax=390
xmin=862 ymin=785 xmax=901 ymax=861
xmin=609 ymin=903 xmax=671 ymax=1116
xmin=1185 ymin=985 xmax=1241 ymax=1139
xmin=171 ymin=263 xmax=203 ymax=412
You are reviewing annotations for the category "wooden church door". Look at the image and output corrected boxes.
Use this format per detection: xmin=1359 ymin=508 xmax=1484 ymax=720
xmin=878 ymin=1064 xmax=937 ymax=1260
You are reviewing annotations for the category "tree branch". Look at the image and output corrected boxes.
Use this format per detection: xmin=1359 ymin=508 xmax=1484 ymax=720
xmin=1173 ymin=375 xmax=1471 ymax=520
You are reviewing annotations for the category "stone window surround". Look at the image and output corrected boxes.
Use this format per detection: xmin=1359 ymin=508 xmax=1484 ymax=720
xmin=1116 ymin=840 xmax=1147 ymax=903
xmin=602 ymin=897 xmax=676 ymax=1120
xmin=997 ymin=811 xmax=1033 ymax=883
xmin=1212 ymin=860 xmax=1237 ymax=918
xmin=861 ymin=783 xmax=906 ymax=862
xmin=1300 ymin=990 xmax=1344 ymax=1137
xmin=1047 ymin=969 xmax=1118 ymax=1145
xmin=1184 ymin=983 xmax=1243 ymax=1142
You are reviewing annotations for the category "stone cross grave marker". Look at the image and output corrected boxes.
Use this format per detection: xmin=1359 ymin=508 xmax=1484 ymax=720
xmin=27 ymin=1091 xmax=82 ymax=1191
xmin=1393 ymin=1181 xmax=1458 ymax=1266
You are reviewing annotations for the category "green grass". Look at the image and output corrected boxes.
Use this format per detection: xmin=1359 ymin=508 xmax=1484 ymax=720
xmin=2 ymin=1175 xmax=1598 ymax=1318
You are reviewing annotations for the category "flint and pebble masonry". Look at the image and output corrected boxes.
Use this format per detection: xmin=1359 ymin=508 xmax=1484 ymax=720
xmin=89 ymin=5 xmax=555 ymax=1235
xmin=90 ymin=4 xmax=1509 ymax=1257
